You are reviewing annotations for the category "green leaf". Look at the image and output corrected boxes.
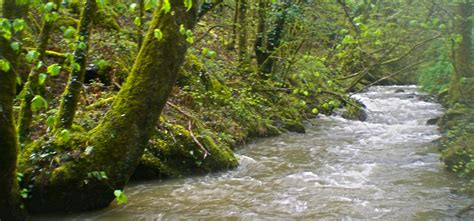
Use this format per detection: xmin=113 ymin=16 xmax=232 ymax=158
xmin=26 ymin=51 xmax=40 ymax=62
xmin=13 ymin=19 xmax=26 ymax=32
xmin=59 ymin=129 xmax=71 ymax=142
xmin=184 ymin=0 xmax=192 ymax=11
xmin=311 ymin=108 xmax=319 ymax=114
xmin=39 ymin=73 xmax=47 ymax=85
xmin=46 ymin=116 xmax=55 ymax=128
xmin=11 ymin=42 xmax=20 ymax=51
xmin=154 ymin=29 xmax=163 ymax=41
xmin=43 ymin=2 xmax=55 ymax=12
xmin=129 ymin=3 xmax=138 ymax=11
xmin=133 ymin=17 xmax=141 ymax=26
xmin=77 ymin=41 xmax=87 ymax=50
xmin=206 ymin=50 xmax=217 ymax=59
xmin=47 ymin=64 xmax=61 ymax=76
xmin=95 ymin=59 xmax=109 ymax=69
xmin=186 ymin=36 xmax=194 ymax=44
xmin=144 ymin=0 xmax=158 ymax=10
xmin=0 ymin=19 xmax=12 ymax=40
xmin=161 ymin=0 xmax=171 ymax=13
xmin=99 ymin=171 xmax=108 ymax=179
xmin=63 ymin=26 xmax=77 ymax=39
xmin=96 ymin=0 xmax=108 ymax=8
xmin=179 ymin=24 xmax=186 ymax=35
xmin=31 ymin=95 xmax=48 ymax=111
xmin=71 ymin=63 xmax=81 ymax=72
xmin=114 ymin=190 xmax=128 ymax=205
xmin=0 ymin=59 xmax=11 ymax=72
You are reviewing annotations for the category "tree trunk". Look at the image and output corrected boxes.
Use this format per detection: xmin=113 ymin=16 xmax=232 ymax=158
xmin=255 ymin=0 xmax=267 ymax=67
xmin=55 ymin=0 xmax=97 ymax=130
xmin=449 ymin=0 xmax=473 ymax=103
xmin=18 ymin=0 xmax=60 ymax=143
xmin=227 ymin=0 xmax=239 ymax=50
xmin=0 ymin=1 xmax=27 ymax=220
xmin=238 ymin=0 xmax=249 ymax=69
xmin=23 ymin=0 xmax=199 ymax=213
xmin=260 ymin=0 xmax=289 ymax=76
xmin=137 ymin=0 xmax=144 ymax=49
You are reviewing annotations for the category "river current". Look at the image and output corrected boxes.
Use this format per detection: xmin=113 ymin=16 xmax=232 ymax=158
xmin=36 ymin=86 xmax=474 ymax=220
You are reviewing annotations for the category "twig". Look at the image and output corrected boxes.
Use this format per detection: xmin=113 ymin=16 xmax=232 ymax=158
xmin=188 ymin=120 xmax=210 ymax=159
xmin=166 ymin=101 xmax=210 ymax=158
xmin=358 ymin=59 xmax=427 ymax=92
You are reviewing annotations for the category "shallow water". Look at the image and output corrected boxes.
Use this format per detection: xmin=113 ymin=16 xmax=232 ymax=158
xmin=36 ymin=86 xmax=474 ymax=220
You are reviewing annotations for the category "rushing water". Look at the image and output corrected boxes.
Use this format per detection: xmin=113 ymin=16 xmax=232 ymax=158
xmin=37 ymin=86 xmax=474 ymax=220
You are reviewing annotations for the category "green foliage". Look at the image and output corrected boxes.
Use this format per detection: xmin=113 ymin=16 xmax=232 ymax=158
xmin=113 ymin=190 xmax=128 ymax=205
xmin=0 ymin=59 xmax=11 ymax=72
xmin=31 ymin=95 xmax=48 ymax=112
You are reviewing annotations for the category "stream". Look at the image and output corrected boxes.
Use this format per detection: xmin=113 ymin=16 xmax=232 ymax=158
xmin=36 ymin=86 xmax=474 ymax=220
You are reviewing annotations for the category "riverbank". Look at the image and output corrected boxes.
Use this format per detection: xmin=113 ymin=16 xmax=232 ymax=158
xmin=32 ymin=86 xmax=474 ymax=220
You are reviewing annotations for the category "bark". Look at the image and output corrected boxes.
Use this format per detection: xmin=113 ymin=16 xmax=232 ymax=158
xmin=0 ymin=1 xmax=27 ymax=220
xmin=449 ymin=0 xmax=473 ymax=103
xmin=238 ymin=0 xmax=249 ymax=68
xmin=227 ymin=0 xmax=239 ymax=50
xmin=198 ymin=0 xmax=223 ymax=18
xmin=259 ymin=0 xmax=290 ymax=76
xmin=255 ymin=0 xmax=267 ymax=67
xmin=23 ymin=0 xmax=199 ymax=213
xmin=18 ymin=0 xmax=60 ymax=143
xmin=55 ymin=0 xmax=97 ymax=130
xmin=137 ymin=0 xmax=144 ymax=49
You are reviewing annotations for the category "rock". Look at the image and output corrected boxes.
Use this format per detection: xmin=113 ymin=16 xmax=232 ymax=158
xmin=426 ymin=117 xmax=440 ymax=125
xmin=283 ymin=120 xmax=306 ymax=133
xmin=394 ymin=88 xmax=405 ymax=93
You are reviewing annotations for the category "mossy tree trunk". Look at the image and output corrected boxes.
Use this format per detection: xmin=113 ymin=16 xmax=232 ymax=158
xmin=198 ymin=0 xmax=223 ymax=18
xmin=136 ymin=0 xmax=144 ymax=49
xmin=17 ymin=0 xmax=60 ymax=143
xmin=54 ymin=0 xmax=97 ymax=130
xmin=449 ymin=0 xmax=473 ymax=104
xmin=237 ymin=0 xmax=249 ymax=70
xmin=259 ymin=0 xmax=290 ymax=77
xmin=255 ymin=0 xmax=268 ymax=68
xmin=0 ymin=0 xmax=27 ymax=220
xmin=227 ymin=0 xmax=239 ymax=50
xmin=24 ymin=0 xmax=199 ymax=213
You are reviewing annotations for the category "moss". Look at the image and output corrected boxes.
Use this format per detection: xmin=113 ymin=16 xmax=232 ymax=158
xmin=94 ymin=8 xmax=121 ymax=31
xmin=438 ymin=103 xmax=474 ymax=180
xmin=18 ymin=1 xmax=203 ymax=213
xmin=132 ymin=122 xmax=238 ymax=180
xmin=282 ymin=119 xmax=306 ymax=133
xmin=341 ymin=102 xmax=367 ymax=121
xmin=55 ymin=0 xmax=97 ymax=130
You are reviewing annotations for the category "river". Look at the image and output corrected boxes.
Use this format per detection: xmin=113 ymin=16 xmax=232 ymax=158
xmin=36 ymin=86 xmax=474 ymax=220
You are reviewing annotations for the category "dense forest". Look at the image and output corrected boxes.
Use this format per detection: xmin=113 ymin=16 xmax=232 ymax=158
xmin=0 ymin=0 xmax=473 ymax=219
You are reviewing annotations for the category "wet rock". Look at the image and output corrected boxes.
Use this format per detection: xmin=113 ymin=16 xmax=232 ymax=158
xmin=340 ymin=102 xmax=368 ymax=121
xmin=283 ymin=120 xmax=306 ymax=133
xmin=426 ymin=117 xmax=440 ymax=125
xmin=394 ymin=88 xmax=405 ymax=93
xmin=418 ymin=94 xmax=436 ymax=102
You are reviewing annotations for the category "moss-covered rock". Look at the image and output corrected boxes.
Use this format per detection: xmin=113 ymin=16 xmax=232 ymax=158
xmin=132 ymin=122 xmax=239 ymax=180
xmin=340 ymin=99 xmax=367 ymax=121
xmin=282 ymin=119 xmax=306 ymax=133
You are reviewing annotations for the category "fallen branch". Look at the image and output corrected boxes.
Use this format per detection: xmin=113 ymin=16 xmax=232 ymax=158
xmin=166 ymin=101 xmax=211 ymax=158
xmin=188 ymin=120 xmax=210 ymax=159
xmin=358 ymin=59 xmax=427 ymax=92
